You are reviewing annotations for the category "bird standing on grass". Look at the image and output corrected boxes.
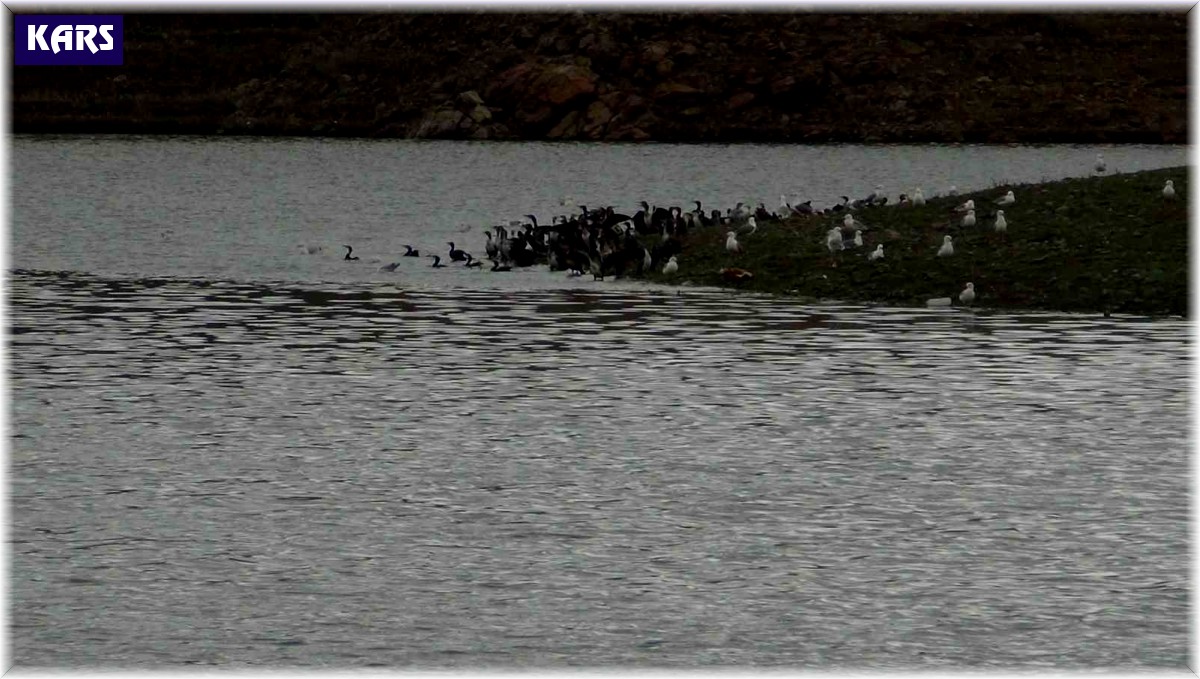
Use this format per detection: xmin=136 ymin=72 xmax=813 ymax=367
xmin=1163 ymin=180 xmax=1176 ymax=199
xmin=994 ymin=210 xmax=1008 ymax=233
xmin=826 ymin=228 xmax=844 ymax=254
xmin=663 ymin=256 xmax=679 ymax=275
xmin=997 ymin=190 xmax=1015 ymax=206
xmin=868 ymin=244 xmax=884 ymax=261
xmin=726 ymin=231 xmax=742 ymax=254
xmin=938 ymin=235 xmax=954 ymax=257
xmin=962 ymin=209 xmax=976 ymax=228
xmin=960 ymin=282 xmax=976 ymax=305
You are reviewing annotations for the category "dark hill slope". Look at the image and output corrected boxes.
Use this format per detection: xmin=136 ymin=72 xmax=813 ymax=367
xmin=12 ymin=12 xmax=1188 ymax=143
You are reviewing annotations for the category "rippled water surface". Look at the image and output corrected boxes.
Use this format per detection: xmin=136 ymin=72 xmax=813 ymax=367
xmin=8 ymin=137 xmax=1191 ymax=669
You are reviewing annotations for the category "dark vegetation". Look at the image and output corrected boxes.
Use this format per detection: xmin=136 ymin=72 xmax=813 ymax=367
xmin=637 ymin=167 xmax=1188 ymax=317
xmin=12 ymin=12 xmax=1188 ymax=143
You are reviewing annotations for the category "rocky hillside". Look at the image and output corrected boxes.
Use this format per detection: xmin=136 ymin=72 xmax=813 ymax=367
xmin=12 ymin=12 xmax=1188 ymax=143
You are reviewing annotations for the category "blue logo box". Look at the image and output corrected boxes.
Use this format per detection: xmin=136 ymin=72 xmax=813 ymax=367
xmin=15 ymin=15 xmax=123 ymax=66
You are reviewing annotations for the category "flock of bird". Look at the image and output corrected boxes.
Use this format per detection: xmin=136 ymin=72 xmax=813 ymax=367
xmin=302 ymin=158 xmax=1178 ymax=310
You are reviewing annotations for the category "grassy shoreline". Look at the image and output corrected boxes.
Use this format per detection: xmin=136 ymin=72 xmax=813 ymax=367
xmin=637 ymin=167 xmax=1188 ymax=317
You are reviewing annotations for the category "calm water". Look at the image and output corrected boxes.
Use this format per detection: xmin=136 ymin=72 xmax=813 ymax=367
xmin=8 ymin=136 xmax=1191 ymax=669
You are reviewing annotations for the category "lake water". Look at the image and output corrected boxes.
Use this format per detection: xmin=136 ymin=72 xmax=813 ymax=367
xmin=8 ymin=136 xmax=1191 ymax=669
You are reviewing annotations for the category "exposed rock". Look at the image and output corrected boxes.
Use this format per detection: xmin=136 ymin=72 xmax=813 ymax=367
xmin=584 ymin=100 xmax=613 ymax=129
xmin=468 ymin=105 xmax=492 ymax=123
xmin=728 ymin=92 xmax=756 ymax=110
xmin=547 ymin=110 xmax=582 ymax=139
xmin=412 ymin=108 xmax=464 ymax=138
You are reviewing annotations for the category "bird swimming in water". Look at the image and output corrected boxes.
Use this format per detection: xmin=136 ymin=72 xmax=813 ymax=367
xmin=868 ymin=244 xmax=884 ymax=261
xmin=937 ymin=235 xmax=954 ymax=257
xmin=959 ymin=282 xmax=976 ymax=305
xmin=726 ymin=231 xmax=742 ymax=254
xmin=301 ymin=244 xmax=324 ymax=255
xmin=429 ymin=255 xmax=446 ymax=268
xmin=994 ymin=210 xmax=1008 ymax=233
xmin=403 ymin=245 xmax=420 ymax=257
xmin=1163 ymin=180 xmax=1176 ymax=199
xmin=491 ymin=260 xmax=512 ymax=272
xmin=379 ymin=261 xmax=400 ymax=272
xmin=447 ymin=242 xmax=467 ymax=262
xmin=996 ymin=190 xmax=1015 ymax=206
xmin=962 ymin=209 xmax=976 ymax=228
xmin=343 ymin=245 xmax=359 ymax=261
xmin=1095 ymin=153 xmax=1107 ymax=173
xmin=662 ymin=256 xmax=679 ymax=275
xmin=463 ymin=253 xmax=483 ymax=268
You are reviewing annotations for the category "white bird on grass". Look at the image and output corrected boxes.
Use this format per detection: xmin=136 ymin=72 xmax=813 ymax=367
xmin=826 ymin=227 xmax=844 ymax=253
xmin=954 ymin=199 xmax=975 ymax=213
xmin=1163 ymin=180 xmax=1176 ymax=199
xmin=959 ymin=282 xmax=976 ymax=305
xmin=854 ymin=230 xmax=864 ymax=248
xmin=996 ymin=190 xmax=1015 ymax=206
xmin=778 ymin=195 xmax=793 ymax=218
xmin=868 ymin=244 xmax=884 ymax=261
xmin=913 ymin=188 xmax=926 ymax=206
xmin=962 ymin=209 xmax=976 ymax=228
xmin=663 ymin=256 xmax=679 ymax=275
xmin=726 ymin=231 xmax=742 ymax=254
xmin=994 ymin=210 xmax=1008 ymax=233
xmin=948 ymin=185 xmax=958 ymax=197
xmin=937 ymin=235 xmax=954 ymax=257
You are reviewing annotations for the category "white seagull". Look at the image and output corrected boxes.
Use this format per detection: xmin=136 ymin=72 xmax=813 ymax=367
xmin=663 ymin=256 xmax=679 ymax=275
xmin=726 ymin=231 xmax=742 ymax=254
xmin=959 ymin=282 xmax=976 ymax=305
xmin=996 ymin=190 xmax=1015 ymax=206
xmin=1163 ymin=180 xmax=1176 ymax=199
xmin=1095 ymin=153 xmax=1107 ymax=173
xmin=868 ymin=244 xmax=884 ymax=261
xmin=826 ymin=227 xmax=844 ymax=253
xmin=778 ymin=195 xmax=793 ymax=218
xmin=913 ymin=188 xmax=926 ymax=206
xmin=948 ymin=185 xmax=958 ymax=197
xmin=994 ymin=210 xmax=1008 ymax=233
xmin=954 ymin=199 xmax=975 ymax=214
xmin=962 ymin=209 xmax=976 ymax=228
xmin=853 ymin=230 xmax=863 ymax=248
xmin=937 ymin=235 xmax=954 ymax=257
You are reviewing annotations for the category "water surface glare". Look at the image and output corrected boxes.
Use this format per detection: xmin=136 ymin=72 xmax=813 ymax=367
xmin=10 ymin=271 xmax=1188 ymax=668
